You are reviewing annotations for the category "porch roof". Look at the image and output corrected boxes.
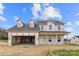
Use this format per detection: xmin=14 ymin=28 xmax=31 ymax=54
xmin=39 ymin=31 xmax=70 ymax=35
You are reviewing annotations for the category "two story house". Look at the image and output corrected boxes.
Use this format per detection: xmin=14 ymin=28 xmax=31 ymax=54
xmin=7 ymin=19 xmax=70 ymax=46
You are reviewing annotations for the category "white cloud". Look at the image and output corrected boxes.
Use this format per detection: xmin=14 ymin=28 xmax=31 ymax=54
xmin=0 ymin=10 xmax=3 ymax=15
xmin=0 ymin=16 xmax=6 ymax=21
xmin=65 ymin=22 xmax=73 ymax=32
xmin=76 ymin=21 xmax=79 ymax=26
xmin=23 ymin=8 xmax=26 ymax=12
xmin=32 ymin=4 xmax=41 ymax=12
xmin=14 ymin=16 xmax=19 ymax=20
xmin=0 ymin=3 xmax=6 ymax=22
xmin=42 ymin=6 xmax=62 ymax=20
xmin=65 ymin=26 xmax=73 ymax=32
xmin=76 ymin=13 xmax=79 ymax=16
xmin=32 ymin=4 xmax=41 ymax=18
xmin=32 ymin=3 xmax=62 ymax=20
xmin=66 ymin=22 xmax=72 ymax=26
xmin=0 ymin=3 xmax=4 ymax=15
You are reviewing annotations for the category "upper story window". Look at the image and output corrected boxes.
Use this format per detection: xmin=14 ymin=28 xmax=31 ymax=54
xmin=49 ymin=25 xmax=52 ymax=30
xmin=18 ymin=23 xmax=21 ymax=27
xmin=30 ymin=22 xmax=34 ymax=27
xmin=58 ymin=25 xmax=61 ymax=30
xmin=30 ymin=20 xmax=34 ymax=28
xmin=17 ymin=21 xmax=24 ymax=28
xmin=40 ymin=25 xmax=44 ymax=31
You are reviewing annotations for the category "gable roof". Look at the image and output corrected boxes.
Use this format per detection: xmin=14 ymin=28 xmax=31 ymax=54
xmin=75 ymin=35 xmax=79 ymax=38
xmin=72 ymin=35 xmax=79 ymax=39
xmin=7 ymin=20 xmax=64 ymax=32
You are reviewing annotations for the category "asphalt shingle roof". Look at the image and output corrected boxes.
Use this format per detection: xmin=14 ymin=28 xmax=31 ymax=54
xmin=75 ymin=36 xmax=79 ymax=38
xmin=8 ymin=24 xmax=40 ymax=32
xmin=7 ymin=20 xmax=64 ymax=32
xmin=36 ymin=20 xmax=64 ymax=25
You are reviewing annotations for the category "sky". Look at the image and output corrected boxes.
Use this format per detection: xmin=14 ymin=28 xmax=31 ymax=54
xmin=0 ymin=3 xmax=79 ymax=38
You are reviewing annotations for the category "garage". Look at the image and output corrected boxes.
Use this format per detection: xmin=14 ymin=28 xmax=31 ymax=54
xmin=12 ymin=36 xmax=35 ymax=45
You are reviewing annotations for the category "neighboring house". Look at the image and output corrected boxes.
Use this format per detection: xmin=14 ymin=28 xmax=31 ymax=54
xmin=7 ymin=19 xmax=70 ymax=46
xmin=70 ymin=35 xmax=79 ymax=45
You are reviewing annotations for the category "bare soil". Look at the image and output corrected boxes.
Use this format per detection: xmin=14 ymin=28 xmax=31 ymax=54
xmin=0 ymin=41 xmax=79 ymax=56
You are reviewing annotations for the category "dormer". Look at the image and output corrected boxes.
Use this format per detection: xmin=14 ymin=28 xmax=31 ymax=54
xmin=29 ymin=19 xmax=34 ymax=28
xmin=16 ymin=18 xmax=24 ymax=28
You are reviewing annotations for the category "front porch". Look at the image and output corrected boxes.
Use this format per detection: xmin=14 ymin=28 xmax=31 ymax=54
xmin=39 ymin=35 xmax=64 ymax=45
xmin=39 ymin=31 xmax=69 ymax=45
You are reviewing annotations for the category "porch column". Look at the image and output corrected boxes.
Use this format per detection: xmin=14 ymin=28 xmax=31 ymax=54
xmin=12 ymin=36 xmax=15 ymax=45
xmin=8 ymin=33 xmax=12 ymax=46
xmin=46 ymin=33 xmax=48 ymax=44
xmin=56 ymin=34 xmax=58 ymax=44
xmin=67 ymin=33 xmax=69 ymax=44
xmin=35 ymin=33 xmax=39 ymax=46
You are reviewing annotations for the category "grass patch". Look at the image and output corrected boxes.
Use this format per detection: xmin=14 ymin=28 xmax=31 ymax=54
xmin=47 ymin=49 xmax=79 ymax=56
xmin=69 ymin=44 xmax=79 ymax=46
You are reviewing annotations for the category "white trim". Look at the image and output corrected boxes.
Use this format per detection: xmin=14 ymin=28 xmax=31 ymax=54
xmin=35 ymin=33 xmax=39 ymax=46
xmin=8 ymin=33 xmax=12 ymax=46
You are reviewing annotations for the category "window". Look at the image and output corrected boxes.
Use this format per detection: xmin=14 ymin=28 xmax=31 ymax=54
xmin=40 ymin=36 xmax=44 ymax=39
xmin=18 ymin=23 xmax=21 ymax=26
xmin=17 ymin=21 xmax=23 ymax=28
xmin=58 ymin=36 xmax=61 ymax=42
xmin=40 ymin=26 xmax=44 ymax=30
xmin=18 ymin=22 xmax=21 ymax=28
xmin=58 ymin=25 xmax=61 ymax=30
xmin=49 ymin=39 xmax=52 ymax=42
xmin=30 ymin=23 xmax=32 ymax=26
xmin=30 ymin=22 xmax=34 ymax=28
xmin=30 ymin=23 xmax=33 ymax=27
xmin=49 ymin=25 xmax=52 ymax=30
xmin=58 ymin=39 xmax=61 ymax=42
xmin=48 ymin=36 xmax=52 ymax=42
xmin=74 ymin=37 xmax=75 ymax=39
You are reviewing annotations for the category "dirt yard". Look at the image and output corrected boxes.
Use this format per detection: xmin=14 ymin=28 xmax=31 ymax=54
xmin=0 ymin=41 xmax=79 ymax=56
